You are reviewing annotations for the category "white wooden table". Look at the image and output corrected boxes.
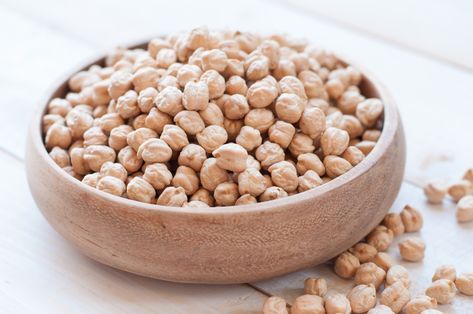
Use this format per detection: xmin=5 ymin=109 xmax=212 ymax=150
xmin=0 ymin=0 xmax=472 ymax=312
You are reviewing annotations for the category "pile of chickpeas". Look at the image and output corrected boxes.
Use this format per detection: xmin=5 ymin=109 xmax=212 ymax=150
xmin=43 ymin=27 xmax=384 ymax=207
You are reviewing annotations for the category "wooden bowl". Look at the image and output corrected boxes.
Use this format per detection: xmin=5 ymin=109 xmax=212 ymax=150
xmin=25 ymin=42 xmax=406 ymax=284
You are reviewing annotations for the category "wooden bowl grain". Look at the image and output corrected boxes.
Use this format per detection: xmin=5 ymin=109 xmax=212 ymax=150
xmin=25 ymin=42 xmax=406 ymax=284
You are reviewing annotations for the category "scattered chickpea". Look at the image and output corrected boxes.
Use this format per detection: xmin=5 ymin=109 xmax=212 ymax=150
xmin=262 ymin=296 xmax=288 ymax=314
xmin=349 ymin=243 xmax=377 ymax=263
xmin=382 ymin=213 xmax=405 ymax=236
xmin=404 ymin=295 xmax=438 ymax=314
xmin=334 ymin=251 xmax=360 ymax=279
xmin=399 ymin=237 xmax=426 ymax=262
xmin=291 ymin=294 xmax=325 ymax=314
xmin=303 ymin=277 xmax=327 ymax=297
xmin=371 ymin=252 xmax=394 ymax=272
xmin=354 ymin=262 xmax=386 ymax=289
xmin=456 ymin=195 xmax=473 ymax=222
xmin=423 ymin=181 xmax=447 ymax=204
xmin=432 ymin=265 xmax=456 ymax=282
xmin=347 ymin=284 xmax=377 ymax=313
xmin=386 ymin=265 xmax=411 ymax=288
xmin=448 ymin=180 xmax=472 ymax=202
xmin=455 ymin=272 xmax=473 ymax=296
xmin=400 ymin=205 xmax=423 ymax=233
xmin=425 ymin=279 xmax=456 ymax=304
xmin=324 ymin=293 xmax=351 ymax=314
xmin=380 ymin=281 xmax=411 ymax=313
xmin=366 ymin=225 xmax=394 ymax=252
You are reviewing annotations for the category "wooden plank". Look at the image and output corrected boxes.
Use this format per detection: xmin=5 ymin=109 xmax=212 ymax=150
xmin=276 ymin=0 xmax=473 ymax=71
xmin=0 ymin=151 xmax=266 ymax=313
xmin=253 ymin=182 xmax=473 ymax=312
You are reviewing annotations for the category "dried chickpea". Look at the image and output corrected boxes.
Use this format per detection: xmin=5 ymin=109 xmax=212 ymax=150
xmin=321 ymin=127 xmax=350 ymax=156
xmin=298 ymin=170 xmax=322 ymax=192
xmin=342 ymin=146 xmax=365 ymax=166
xmin=82 ymin=172 xmax=100 ymax=187
xmin=298 ymin=70 xmax=324 ymax=98
xmin=246 ymin=79 xmax=278 ymax=108
xmin=201 ymin=49 xmax=228 ymax=72
xmin=173 ymin=110 xmax=205 ymax=135
xmin=337 ymin=90 xmax=364 ymax=114
xmin=157 ymin=186 xmax=187 ymax=207
xmin=171 ymin=166 xmax=199 ymax=195
xmin=291 ymin=294 xmax=325 ymax=314
xmin=131 ymin=114 xmax=147 ymax=129
xmin=386 ymin=265 xmax=411 ymax=288
xmin=273 ymin=59 xmax=296 ymax=80
xmin=456 ymin=195 xmax=473 ymax=222
xmin=355 ymin=140 xmax=376 ymax=155
xmin=400 ymin=205 xmax=423 ymax=232
xmin=303 ymin=277 xmax=327 ymax=297
xmin=118 ymin=146 xmax=143 ymax=173
xmin=176 ymin=64 xmax=202 ymax=87
xmin=212 ymin=143 xmax=248 ymax=172
xmin=223 ymin=118 xmax=243 ymax=141
xmin=48 ymin=98 xmax=71 ymax=117
xmin=136 ymin=138 xmax=172 ymax=163
xmin=334 ymin=251 xmax=360 ymax=279
xmin=200 ymin=70 xmax=225 ymax=99
xmin=137 ymin=87 xmax=158 ymax=113
xmin=156 ymin=86 xmax=184 ymax=116
xmin=399 ymin=237 xmax=426 ymax=262
xmin=132 ymin=67 xmax=159 ymax=92
xmin=185 ymin=200 xmax=209 ymax=208
xmin=363 ymin=129 xmax=381 ymax=142
xmin=279 ymin=76 xmax=307 ymax=100
xmin=262 ymin=296 xmax=288 ymax=314
xmin=371 ymin=252 xmax=394 ymax=272
xmin=244 ymin=108 xmax=275 ymax=133
xmin=324 ymin=155 xmax=353 ymax=178
xmin=347 ymin=284 xmax=377 ymax=313
xmin=96 ymin=176 xmax=126 ymax=196
xmin=275 ymin=93 xmax=305 ymax=124
xmin=349 ymin=243 xmax=377 ymax=263
xmin=404 ymin=296 xmax=438 ymax=314
xmin=255 ymin=141 xmax=285 ymax=169
xmin=455 ymin=272 xmax=473 ymax=296
xmin=160 ymin=125 xmax=189 ymax=152
xmin=83 ymin=145 xmax=116 ymax=172
xmin=356 ymin=98 xmax=384 ymax=127
xmin=259 ymin=186 xmax=288 ymax=202
xmin=325 ymin=78 xmax=345 ymax=99
xmin=178 ymin=144 xmax=207 ymax=172
xmin=183 ymin=80 xmax=209 ymax=111
xmin=158 ymin=75 xmax=179 ymax=91
xmin=380 ymin=281 xmax=411 ymax=313
xmin=63 ymin=166 xmax=83 ymax=180
xmin=214 ymin=182 xmax=239 ymax=206
xmin=296 ymin=153 xmax=325 ymax=177
xmin=367 ymin=305 xmax=395 ymax=314
xmin=354 ymin=262 xmax=386 ymax=289
xmin=127 ymin=177 xmax=156 ymax=203
xmin=425 ymin=279 xmax=456 ymax=304
xmin=190 ymin=188 xmax=215 ymax=206
xmin=325 ymin=293 xmax=351 ymax=314
xmin=288 ymin=133 xmax=315 ymax=156
xmin=108 ymin=125 xmax=133 ymax=151
xmin=156 ymin=48 xmax=177 ymax=69
xmin=99 ymin=162 xmax=127 ymax=182
xmin=98 ymin=113 xmax=125 ymax=134
xmin=126 ymin=127 xmax=157 ymax=151
xmin=42 ymin=114 xmax=65 ymax=134
xmin=235 ymin=194 xmax=257 ymax=205
xmin=70 ymin=147 xmax=90 ymax=175
xmin=196 ymin=125 xmax=228 ymax=153
xmin=235 ymin=126 xmax=262 ymax=152
xmin=116 ymin=90 xmax=140 ymax=119
xmin=49 ymin=147 xmax=71 ymax=168
xmin=142 ymin=163 xmax=172 ymax=190
xmin=448 ymin=180 xmax=473 ymax=202
xmin=238 ymin=168 xmax=267 ymax=197
xmin=223 ymin=94 xmax=249 ymax=119
xmin=246 ymin=155 xmax=261 ymax=170
xmin=83 ymin=126 xmax=107 ymax=147
xmin=200 ymin=158 xmax=228 ymax=191
xmin=66 ymin=109 xmax=94 ymax=140
xmin=299 ymin=107 xmax=326 ymax=139
xmin=268 ymin=121 xmax=296 ymax=149
xmin=382 ymin=213 xmax=405 ymax=236
xmin=69 ymin=71 xmax=100 ymax=92
xmin=423 ymin=181 xmax=447 ymax=204
xmin=245 ymin=55 xmax=269 ymax=81
xmin=339 ymin=115 xmax=364 ymax=139
xmin=366 ymin=225 xmax=394 ymax=252
xmin=432 ymin=265 xmax=456 ymax=282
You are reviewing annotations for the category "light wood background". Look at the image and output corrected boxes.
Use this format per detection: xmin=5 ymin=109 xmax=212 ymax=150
xmin=0 ymin=0 xmax=472 ymax=313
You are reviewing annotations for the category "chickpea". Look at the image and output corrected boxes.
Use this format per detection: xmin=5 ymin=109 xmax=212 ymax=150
xmin=63 ymin=166 xmax=83 ymax=180
xmin=291 ymin=294 xmax=325 ymax=314
xmin=299 ymin=107 xmax=326 ymax=139
xmin=366 ymin=225 xmax=394 ymax=252
xmin=455 ymin=272 xmax=473 ymax=296
xmin=92 ymin=105 xmax=107 ymax=118
xmin=48 ymin=98 xmax=71 ymax=117
xmin=244 ymin=108 xmax=275 ymax=133
xmin=82 ymin=172 xmax=100 ymax=187
xmin=324 ymin=155 xmax=353 ymax=178
xmin=342 ymin=146 xmax=365 ymax=166
xmin=235 ymin=194 xmax=257 ymax=206
xmin=213 ymin=182 xmax=239 ymax=206
xmin=69 ymin=71 xmax=100 ymax=92
xmin=190 ymin=188 xmax=215 ymax=206
xmin=304 ymin=277 xmax=327 ymax=297
xmin=176 ymin=64 xmax=202 ymax=88
xmin=380 ymin=281 xmax=411 ymax=313
xmin=279 ymin=76 xmax=307 ymax=100
xmin=349 ymin=243 xmax=377 ymax=263
xmin=49 ymin=147 xmax=70 ymax=168
xmin=116 ymin=90 xmax=140 ymax=119
xmin=321 ymin=127 xmax=350 ymax=156
xmin=156 ymin=86 xmax=184 ymax=116
xmin=201 ymin=49 xmax=228 ymax=72
xmin=98 ymin=113 xmax=125 ymax=134
xmin=142 ymin=163 xmax=172 ymax=190
xmin=275 ymin=93 xmax=305 ymax=123
xmin=156 ymin=48 xmax=177 ymax=69
xmin=262 ymin=296 xmax=288 ymax=314
xmin=356 ymin=98 xmax=384 ymax=127
xmin=222 ymin=58 xmax=245 ymax=78
xmin=326 ymin=78 xmax=345 ymax=99
xmin=371 ymin=252 xmax=394 ymax=272
xmin=108 ymin=125 xmax=133 ymax=151
xmin=178 ymin=144 xmax=207 ymax=172
xmin=99 ymin=162 xmax=127 ymax=182
xmin=137 ymin=87 xmax=158 ymax=113
xmin=83 ymin=126 xmax=107 ymax=147
xmin=259 ymin=186 xmax=288 ymax=202
xmin=432 ymin=265 xmax=456 ymax=282
xmin=257 ymin=39 xmax=280 ymax=69
xmin=238 ymin=168 xmax=267 ymax=197
xmin=404 ymin=296 xmax=438 ymax=314
xmin=245 ymin=55 xmax=269 ymax=81
xmin=386 ymin=265 xmax=410 ymax=288
xmin=355 ymin=262 xmax=386 ymax=290
xmin=200 ymin=158 xmax=229 ymax=191
xmin=246 ymin=80 xmax=278 ymax=108
xmin=126 ymin=128 xmax=157 ymax=151
xmin=108 ymin=71 xmax=133 ymax=100
xmin=423 ymin=181 xmax=447 ymax=204
xmin=337 ymin=90 xmax=364 ymax=115
xmin=298 ymin=170 xmax=323 ymax=192
xmin=96 ymin=176 xmax=126 ymax=196
xmin=363 ymin=129 xmax=381 ymax=142
xmin=425 ymin=279 xmax=456 ymax=304
xmin=288 ymin=133 xmax=315 ymax=156
xmin=268 ymin=121 xmax=296 ymax=149
xmin=183 ymin=81 xmax=209 ymax=111
xmin=135 ymin=138 xmax=172 ymax=163
xmin=70 ymin=147 xmax=90 ymax=175
xmin=199 ymin=102 xmax=224 ymax=126
xmin=45 ymin=124 xmax=72 ymax=150
xmin=83 ymin=145 xmax=116 ymax=172
xmin=296 ymin=153 xmax=325 ymax=177
xmin=456 ymin=195 xmax=473 ymax=222
xmin=158 ymin=75 xmax=179 ymax=91
xmin=382 ymin=213 xmax=405 ymax=236
xmin=223 ymin=94 xmax=249 ymax=120
xmin=235 ymin=126 xmax=262 ymax=152
xmin=212 ymin=143 xmax=248 ymax=173
xmin=118 ymin=146 xmax=143 ymax=173
xmin=399 ymin=237 xmax=426 ymax=262
xmin=256 ymin=141 xmax=285 ymax=169
xmin=297 ymin=71 xmax=323 ymax=99
xmin=127 ymin=177 xmax=156 ymax=204
xmin=307 ymin=98 xmax=329 ymax=114
xmin=334 ymin=251 xmax=360 ymax=279
xmin=42 ymin=114 xmax=65 ymax=134
xmin=400 ymin=205 xmax=423 ymax=232
xmin=186 ymin=26 xmax=209 ymax=50
xmin=325 ymin=293 xmax=351 ymax=314
xmin=66 ymin=109 xmax=94 ymax=140
xmin=347 ymin=284 xmax=377 ymax=313
xmin=246 ymin=155 xmax=261 ymax=170
xmin=185 ymin=200 xmax=209 ymax=208
xmin=339 ymin=115 xmax=364 ymax=139
xmin=171 ymin=166 xmax=199 ymax=195
xmin=367 ymin=305 xmax=395 ymax=314
xmin=160 ymin=125 xmax=189 ymax=152
xmin=196 ymin=125 xmax=228 ymax=153
xmin=200 ymin=70 xmax=225 ymax=99
xmin=355 ymin=140 xmax=376 ymax=155
xmin=131 ymin=67 xmax=159 ymax=93
xmin=157 ymin=186 xmax=187 ymax=207
xmin=173 ymin=110 xmax=205 ymax=136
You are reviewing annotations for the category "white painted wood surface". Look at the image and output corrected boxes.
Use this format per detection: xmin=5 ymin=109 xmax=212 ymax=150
xmin=0 ymin=0 xmax=472 ymax=312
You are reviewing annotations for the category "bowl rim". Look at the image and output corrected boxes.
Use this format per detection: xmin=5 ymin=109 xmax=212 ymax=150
xmin=30 ymin=39 xmax=400 ymax=216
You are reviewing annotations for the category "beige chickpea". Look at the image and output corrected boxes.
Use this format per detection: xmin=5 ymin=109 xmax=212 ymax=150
xmin=354 ymin=262 xmax=386 ymax=289
xmin=185 ymin=200 xmax=209 ymax=208
xmin=42 ymin=114 xmax=65 ymax=134
xmin=298 ymin=70 xmax=324 ymax=98
xmin=342 ymin=146 xmax=365 ymax=166
xmin=426 ymin=279 xmax=456 ymax=304
xmin=160 ymin=125 xmax=189 ymax=152
xmin=257 ymin=39 xmax=280 ymax=69
xmin=156 ymin=48 xmax=177 ymax=69
xmin=235 ymin=194 xmax=257 ymax=206
xmin=246 ymin=80 xmax=278 ymax=108
xmin=382 ymin=213 xmax=405 ymax=236
xmin=200 ymin=158 xmax=229 ymax=191
xmin=171 ymin=166 xmax=199 ymax=195
xmin=339 ymin=115 xmax=364 ymax=139
xmin=116 ymin=90 xmax=140 ymax=119
xmin=196 ymin=125 xmax=228 ymax=153
xmin=321 ymin=127 xmax=350 ymax=156
xmin=245 ymin=55 xmax=270 ymax=81
xmin=183 ymin=80 xmax=209 ymax=111
xmin=432 ymin=265 xmax=456 ymax=282
xmin=238 ymin=168 xmax=267 ymax=197
xmin=455 ymin=272 xmax=473 ymax=296
xmin=246 ymin=155 xmax=261 ymax=171
xmin=423 ymin=181 xmax=447 ymax=204
xmin=70 ymin=147 xmax=90 ymax=175
xmin=68 ymin=139 xmax=84 ymax=153
xmin=212 ymin=143 xmax=248 ymax=173
xmin=48 ymin=98 xmax=71 ymax=117
xmin=291 ymin=294 xmax=325 ymax=314
xmin=137 ymin=87 xmax=158 ymax=113
xmin=49 ymin=147 xmax=70 ymax=168
xmin=132 ymin=67 xmax=159 ymax=93
xmin=118 ymin=146 xmax=143 ymax=173
xmin=186 ymin=26 xmax=209 ymax=50
xmin=404 ymin=296 xmax=438 ymax=314
xmin=198 ymin=102 xmax=224 ymax=126
xmin=267 ymin=121 xmax=295 ymax=149
xmin=349 ymin=243 xmax=377 ymax=263
xmin=235 ymin=126 xmax=262 ymax=152
xmin=307 ymin=98 xmax=329 ymax=114
xmin=259 ymin=186 xmax=288 ymax=202
xmin=262 ymin=296 xmax=288 ymax=314
xmin=366 ymin=225 xmax=394 ymax=252
xmin=371 ymin=252 xmax=394 ymax=272
xmin=108 ymin=71 xmax=133 ymax=100
xmin=367 ymin=305 xmax=395 ymax=314
xmin=155 ymin=86 xmax=184 ymax=117
xmin=83 ymin=126 xmax=107 ymax=147
xmin=214 ymin=182 xmax=239 ymax=206
xmin=400 ymin=205 xmax=424 ymax=232
xmin=399 ymin=237 xmax=426 ymax=262
xmin=98 ymin=113 xmax=124 ymax=134
xmin=173 ymin=110 xmax=205 ymax=135
xmin=225 ymin=76 xmax=247 ymax=96
xmin=279 ymin=76 xmax=307 ymax=100
xmin=288 ymin=133 xmax=315 ymax=156
xmin=273 ymin=59 xmax=296 ymax=80
xmin=456 ymin=195 xmax=473 ymax=222
xmin=200 ymin=70 xmax=225 ymax=99
xmin=201 ymin=49 xmax=228 ymax=72
xmin=337 ymin=90 xmax=364 ymax=114
xmin=244 ymin=108 xmax=275 ymax=133
xmin=45 ymin=124 xmax=72 ymax=150
xmin=299 ymin=107 xmax=326 ymax=140
xmin=356 ymin=98 xmax=384 ymax=127
xmin=83 ymin=145 xmax=116 ymax=172
xmin=275 ymin=93 xmax=305 ymax=123
xmin=142 ymin=163 xmax=172 ymax=190
xmin=296 ymin=153 xmax=325 ymax=177
xmin=223 ymin=94 xmax=249 ymax=119
xmin=324 ymin=155 xmax=353 ymax=178
xmin=178 ymin=144 xmax=207 ymax=172
xmin=127 ymin=177 xmax=156 ymax=204
xmin=82 ymin=172 xmax=100 ymax=188
xmin=448 ymin=180 xmax=472 ymax=203
xmin=190 ymin=188 xmax=215 ymax=206
xmin=130 ymin=114 xmax=147 ymax=130
xmin=255 ymin=141 xmax=285 ymax=169
xmin=380 ymin=281 xmax=411 ymax=313
xmin=386 ymin=265 xmax=410 ymax=288
xmin=148 ymin=38 xmax=171 ymax=58
xmin=222 ymin=58 xmax=245 ymax=78
xmin=136 ymin=138 xmax=172 ymax=163
xmin=144 ymin=109 xmax=171 ymax=134
xmin=63 ymin=166 xmax=83 ymax=180
xmin=355 ymin=140 xmax=376 ymax=155
xmin=325 ymin=293 xmax=351 ymax=314
xmin=326 ymin=78 xmax=345 ymax=99
xmin=157 ymin=186 xmax=187 ymax=207
xmin=108 ymin=125 xmax=133 ymax=151
xmin=347 ymin=284 xmax=377 ymax=313
xmin=326 ymin=111 xmax=343 ymax=129
xmin=69 ymin=71 xmax=100 ymax=92
xmin=298 ymin=170 xmax=323 ymax=192
xmin=93 ymin=105 xmax=108 ymax=118
xmin=158 ymin=75 xmax=179 ymax=91
xmin=363 ymin=129 xmax=382 ymax=142
xmin=334 ymin=251 xmax=360 ymax=279
xmin=99 ymin=162 xmax=127 ymax=182
xmin=96 ymin=176 xmax=126 ymax=196
xmin=303 ymin=277 xmax=327 ymax=297
xmin=126 ymin=127 xmax=157 ymax=151
xmin=176 ymin=64 xmax=202 ymax=87
xmin=66 ymin=109 xmax=94 ymax=140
